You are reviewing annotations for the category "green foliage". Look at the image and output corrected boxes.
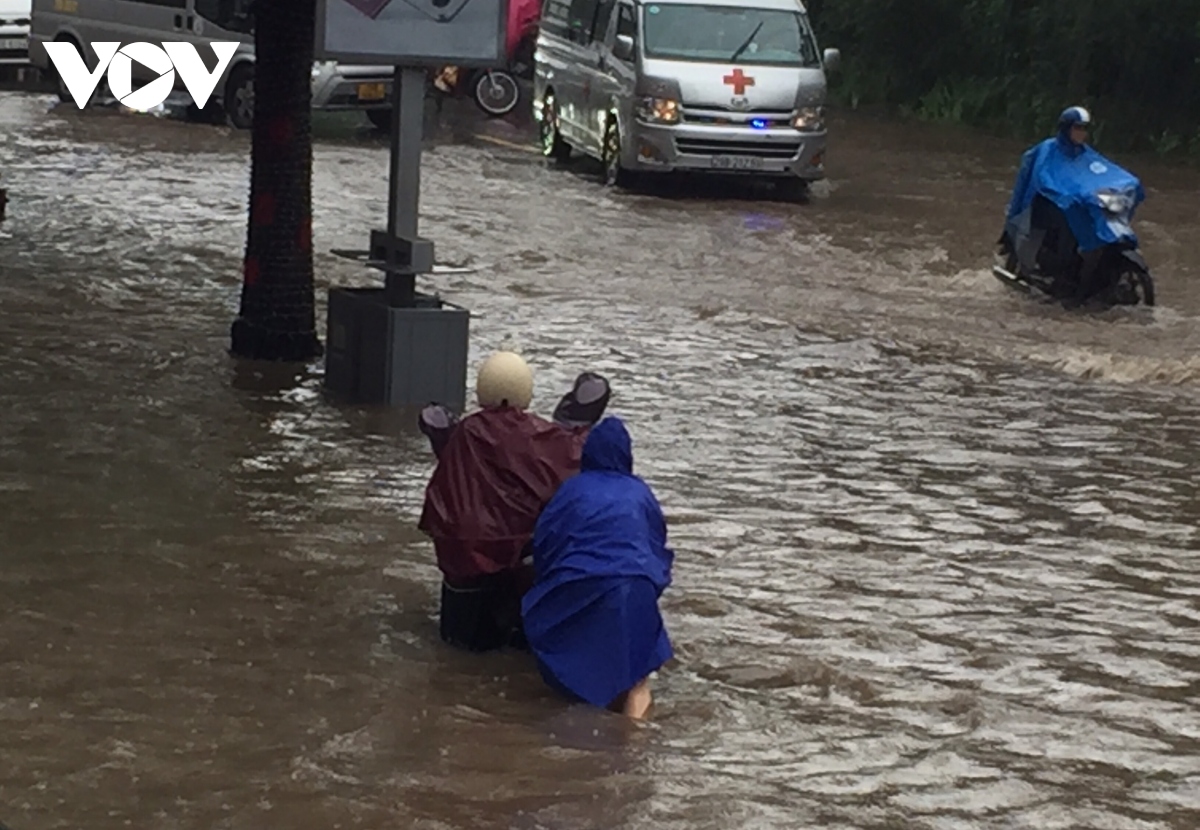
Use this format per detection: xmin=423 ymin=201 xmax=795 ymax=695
xmin=805 ymin=0 xmax=1200 ymax=158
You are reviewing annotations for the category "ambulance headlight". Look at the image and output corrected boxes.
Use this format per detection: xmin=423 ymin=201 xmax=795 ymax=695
xmin=791 ymin=107 xmax=825 ymax=131
xmin=637 ymin=97 xmax=680 ymax=124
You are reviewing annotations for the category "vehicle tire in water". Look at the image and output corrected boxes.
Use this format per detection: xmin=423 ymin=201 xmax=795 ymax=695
xmin=186 ymin=101 xmax=227 ymax=125
xmin=1126 ymin=267 xmax=1156 ymax=307
xmin=1137 ymin=271 xmax=1156 ymax=307
xmin=1109 ymin=263 xmax=1156 ymax=307
xmin=540 ymin=93 xmax=571 ymax=162
xmin=367 ymin=107 xmax=392 ymax=131
xmin=224 ymin=65 xmax=255 ymax=130
xmin=602 ymin=117 xmax=633 ymax=188
xmin=472 ymin=70 xmax=519 ymax=117
xmin=774 ymin=177 xmax=808 ymax=202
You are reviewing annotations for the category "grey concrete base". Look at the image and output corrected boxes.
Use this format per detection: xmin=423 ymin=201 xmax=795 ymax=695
xmin=324 ymin=287 xmax=470 ymax=411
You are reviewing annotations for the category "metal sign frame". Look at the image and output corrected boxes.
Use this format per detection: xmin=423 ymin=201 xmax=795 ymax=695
xmin=314 ymin=0 xmax=508 ymax=67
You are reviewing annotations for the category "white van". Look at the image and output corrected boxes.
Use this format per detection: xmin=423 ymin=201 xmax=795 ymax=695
xmin=27 ymin=0 xmax=397 ymax=129
xmin=0 ymin=0 xmax=31 ymax=67
xmin=534 ymin=0 xmax=840 ymax=198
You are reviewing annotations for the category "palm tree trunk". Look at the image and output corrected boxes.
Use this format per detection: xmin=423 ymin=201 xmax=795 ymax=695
xmin=230 ymin=0 xmax=323 ymax=361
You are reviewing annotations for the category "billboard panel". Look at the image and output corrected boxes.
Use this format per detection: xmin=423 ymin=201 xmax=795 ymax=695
xmin=315 ymin=0 xmax=507 ymax=66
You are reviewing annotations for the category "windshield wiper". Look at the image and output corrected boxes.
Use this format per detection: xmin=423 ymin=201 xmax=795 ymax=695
xmin=729 ymin=21 xmax=763 ymax=62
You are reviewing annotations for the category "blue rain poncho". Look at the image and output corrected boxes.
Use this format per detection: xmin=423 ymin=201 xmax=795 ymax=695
xmin=521 ymin=417 xmax=674 ymax=709
xmin=1005 ymin=131 xmax=1145 ymax=255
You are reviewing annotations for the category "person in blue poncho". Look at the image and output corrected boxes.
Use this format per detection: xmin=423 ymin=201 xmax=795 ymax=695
xmin=521 ymin=416 xmax=674 ymax=720
xmin=1005 ymin=106 xmax=1145 ymax=307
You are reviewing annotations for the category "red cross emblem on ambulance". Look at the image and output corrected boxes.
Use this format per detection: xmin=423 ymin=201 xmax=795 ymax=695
xmin=723 ymin=68 xmax=755 ymax=96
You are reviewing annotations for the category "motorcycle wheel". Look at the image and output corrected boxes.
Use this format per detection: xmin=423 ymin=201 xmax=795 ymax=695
xmin=473 ymin=71 xmax=520 ymax=118
xmin=366 ymin=108 xmax=392 ymax=131
xmin=1114 ymin=264 xmax=1156 ymax=307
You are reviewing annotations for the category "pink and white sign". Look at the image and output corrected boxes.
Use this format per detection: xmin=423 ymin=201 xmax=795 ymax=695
xmin=341 ymin=0 xmax=392 ymax=18
xmin=318 ymin=0 xmax=505 ymax=64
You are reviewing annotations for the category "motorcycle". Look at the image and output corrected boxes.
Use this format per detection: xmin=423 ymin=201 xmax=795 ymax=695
xmin=431 ymin=65 xmax=521 ymax=118
xmin=436 ymin=0 xmax=538 ymax=118
xmin=469 ymin=68 xmax=522 ymax=117
xmin=367 ymin=65 xmax=522 ymax=130
xmin=993 ymin=141 xmax=1156 ymax=307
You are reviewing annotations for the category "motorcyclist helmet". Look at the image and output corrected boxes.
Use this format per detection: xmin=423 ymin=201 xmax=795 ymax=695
xmin=476 ymin=350 xmax=534 ymax=410
xmin=1058 ymin=106 xmax=1091 ymax=131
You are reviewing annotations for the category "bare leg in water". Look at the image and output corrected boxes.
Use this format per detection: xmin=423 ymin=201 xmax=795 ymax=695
xmin=608 ymin=677 xmax=654 ymax=720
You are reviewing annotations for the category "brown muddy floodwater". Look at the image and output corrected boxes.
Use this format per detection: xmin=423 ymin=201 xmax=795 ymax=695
xmin=1 ymin=89 xmax=1199 ymax=830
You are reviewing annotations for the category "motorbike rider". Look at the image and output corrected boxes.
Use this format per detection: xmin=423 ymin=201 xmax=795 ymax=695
xmin=507 ymin=0 xmax=541 ymax=78
xmin=1056 ymin=105 xmax=1091 ymax=158
xmin=431 ymin=0 xmax=539 ymax=99
xmin=1020 ymin=106 xmax=1106 ymax=307
xmin=1056 ymin=107 xmax=1106 ymax=306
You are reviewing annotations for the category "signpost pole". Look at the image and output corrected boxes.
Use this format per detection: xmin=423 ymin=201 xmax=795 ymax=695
xmin=319 ymin=0 xmax=505 ymax=410
xmin=383 ymin=65 xmax=428 ymax=308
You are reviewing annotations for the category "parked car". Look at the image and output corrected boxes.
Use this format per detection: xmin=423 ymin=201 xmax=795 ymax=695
xmin=0 ymin=0 xmax=31 ymax=68
xmin=27 ymin=0 xmax=395 ymax=129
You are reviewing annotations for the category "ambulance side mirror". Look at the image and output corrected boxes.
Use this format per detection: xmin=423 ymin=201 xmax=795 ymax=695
xmin=823 ymin=48 xmax=841 ymax=74
xmin=613 ymin=34 xmax=635 ymax=63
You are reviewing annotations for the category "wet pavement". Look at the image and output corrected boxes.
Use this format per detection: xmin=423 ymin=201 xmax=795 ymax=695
xmin=1 ymin=89 xmax=1199 ymax=830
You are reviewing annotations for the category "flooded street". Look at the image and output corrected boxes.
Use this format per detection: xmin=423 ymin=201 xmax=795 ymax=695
xmin=1 ymin=87 xmax=1199 ymax=830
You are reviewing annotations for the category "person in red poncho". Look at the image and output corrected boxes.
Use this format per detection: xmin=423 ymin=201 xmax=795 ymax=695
xmin=417 ymin=351 xmax=611 ymax=652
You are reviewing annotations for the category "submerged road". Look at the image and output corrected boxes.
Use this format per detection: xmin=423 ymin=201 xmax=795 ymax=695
xmin=1 ymin=90 xmax=1198 ymax=829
